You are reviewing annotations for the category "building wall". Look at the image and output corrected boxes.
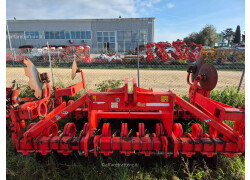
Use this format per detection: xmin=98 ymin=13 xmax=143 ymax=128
xmin=7 ymin=20 xmax=92 ymax=48
xmin=7 ymin=18 xmax=155 ymax=52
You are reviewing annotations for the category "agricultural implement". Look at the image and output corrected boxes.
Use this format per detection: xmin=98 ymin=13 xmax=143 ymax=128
xmin=201 ymin=48 xmax=217 ymax=61
xmin=146 ymin=42 xmax=156 ymax=63
xmin=146 ymin=42 xmax=171 ymax=63
xmin=155 ymin=42 xmax=172 ymax=62
xmin=62 ymin=44 xmax=91 ymax=63
xmin=93 ymin=53 xmax=122 ymax=63
xmin=171 ymin=40 xmax=190 ymax=60
xmin=188 ymin=42 xmax=203 ymax=62
xmin=8 ymin=56 xmax=244 ymax=158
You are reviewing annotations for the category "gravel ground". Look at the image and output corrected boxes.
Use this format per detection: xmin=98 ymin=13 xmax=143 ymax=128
xmin=6 ymin=67 xmax=245 ymax=95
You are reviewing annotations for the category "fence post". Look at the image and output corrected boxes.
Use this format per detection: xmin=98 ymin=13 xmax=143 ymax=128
xmin=233 ymin=48 xmax=236 ymax=62
xmin=47 ymin=42 xmax=55 ymax=88
xmin=216 ymin=48 xmax=219 ymax=62
xmin=237 ymin=68 xmax=245 ymax=93
xmin=58 ymin=49 xmax=60 ymax=63
xmin=6 ymin=21 xmax=15 ymax=66
xmin=137 ymin=41 xmax=140 ymax=87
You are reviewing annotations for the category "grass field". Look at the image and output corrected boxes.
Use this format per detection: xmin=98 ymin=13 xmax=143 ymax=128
xmin=6 ymin=67 xmax=245 ymax=95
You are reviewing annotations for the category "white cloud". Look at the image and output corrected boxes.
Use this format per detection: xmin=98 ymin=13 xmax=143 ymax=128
xmin=6 ymin=0 xmax=163 ymax=20
xmin=6 ymin=0 xmax=138 ymax=19
xmin=167 ymin=3 xmax=174 ymax=9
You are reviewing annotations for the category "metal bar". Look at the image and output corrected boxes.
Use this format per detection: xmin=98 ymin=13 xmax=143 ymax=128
xmin=97 ymin=111 xmax=162 ymax=119
xmin=23 ymin=94 xmax=87 ymax=142
xmin=47 ymin=42 xmax=55 ymax=88
xmin=237 ymin=68 xmax=245 ymax=93
xmin=137 ymin=41 xmax=140 ymax=87
xmin=6 ymin=21 xmax=16 ymax=65
xmin=174 ymin=94 xmax=239 ymax=143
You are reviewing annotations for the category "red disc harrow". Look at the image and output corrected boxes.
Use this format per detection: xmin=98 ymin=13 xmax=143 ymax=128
xmin=8 ymin=57 xmax=245 ymax=158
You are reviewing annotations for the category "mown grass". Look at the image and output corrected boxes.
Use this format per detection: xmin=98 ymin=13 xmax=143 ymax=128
xmin=6 ymin=84 xmax=245 ymax=180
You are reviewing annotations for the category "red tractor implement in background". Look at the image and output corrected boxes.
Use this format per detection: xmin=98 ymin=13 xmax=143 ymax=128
xmin=6 ymin=52 xmax=12 ymax=62
xmin=8 ymin=56 xmax=244 ymax=158
xmin=146 ymin=42 xmax=156 ymax=63
xmin=171 ymin=40 xmax=190 ymax=60
xmin=188 ymin=42 xmax=203 ymax=62
xmin=155 ymin=42 xmax=171 ymax=62
xmin=62 ymin=44 xmax=91 ymax=63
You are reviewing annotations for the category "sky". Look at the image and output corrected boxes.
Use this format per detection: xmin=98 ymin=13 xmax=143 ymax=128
xmin=6 ymin=0 xmax=245 ymax=42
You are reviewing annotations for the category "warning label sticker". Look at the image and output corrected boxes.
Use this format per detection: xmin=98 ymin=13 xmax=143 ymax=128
xmin=161 ymin=96 xmax=168 ymax=102
xmin=111 ymin=102 xmax=118 ymax=108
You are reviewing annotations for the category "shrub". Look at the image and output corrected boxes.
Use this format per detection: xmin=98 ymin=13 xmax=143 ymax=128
xmin=210 ymin=86 xmax=244 ymax=108
xmin=18 ymin=85 xmax=36 ymax=98
xmin=95 ymin=79 xmax=124 ymax=92
xmin=170 ymin=60 xmax=188 ymax=65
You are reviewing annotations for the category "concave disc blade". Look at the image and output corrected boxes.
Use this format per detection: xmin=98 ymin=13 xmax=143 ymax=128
xmin=71 ymin=59 xmax=77 ymax=80
xmin=198 ymin=63 xmax=218 ymax=91
xmin=191 ymin=55 xmax=206 ymax=82
xmin=24 ymin=58 xmax=42 ymax=99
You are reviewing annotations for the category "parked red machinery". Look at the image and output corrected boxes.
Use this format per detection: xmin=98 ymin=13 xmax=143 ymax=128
xmin=6 ymin=49 xmax=27 ymax=63
xmin=171 ymin=40 xmax=190 ymax=60
xmin=188 ymin=42 xmax=203 ymax=62
xmin=6 ymin=52 xmax=12 ymax=62
xmin=8 ymin=56 xmax=244 ymax=158
xmin=92 ymin=53 xmax=122 ymax=63
xmin=6 ymin=80 xmax=35 ymax=128
xmin=62 ymin=44 xmax=91 ymax=63
xmin=146 ymin=42 xmax=156 ymax=62
xmin=155 ymin=42 xmax=171 ymax=62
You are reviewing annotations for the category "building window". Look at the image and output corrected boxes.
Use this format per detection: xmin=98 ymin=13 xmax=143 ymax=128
xmin=59 ymin=31 xmax=65 ymax=39
xmin=124 ymin=31 xmax=132 ymax=42
xmin=44 ymin=31 xmax=91 ymax=40
xmin=50 ymin=32 xmax=55 ymax=39
xmin=117 ymin=31 xmax=124 ymax=41
xmin=97 ymin=32 xmax=102 ymax=42
xmin=117 ymin=30 xmax=147 ymax=52
xmin=81 ymin=31 xmax=86 ymax=39
xmin=69 ymin=31 xmax=91 ymax=39
xmin=86 ymin=31 xmax=91 ymax=39
xmin=96 ymin=31 xmax=115 ymax=52
xmin=65 ymin=31 xmax=70 ymax=39
xmin=55 ymin=32 xmax=60 ymax=39
xmin=71 ymin=31 xmax=76 ymax=39
xmin=44 ymin=32 xmax=49 ymax=39
xmin=139 ymin=30 xmax=147 ymax=42
xmin=24 ymin=31 xmax=39 ymax=39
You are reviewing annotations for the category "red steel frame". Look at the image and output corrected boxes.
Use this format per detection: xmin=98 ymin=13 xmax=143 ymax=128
xmin=9 ymin=68 xmax=245 ymax=158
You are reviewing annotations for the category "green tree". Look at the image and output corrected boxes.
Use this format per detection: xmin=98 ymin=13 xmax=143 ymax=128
xmin=223 ymin=28 xmax=234 ymax=46
xmin=199 ymin=25 xmax=218 ymax=47
xmin=233 ymin=25 xmax=241 ymax=44
xmin=183 ymin=25 xmax=217 ymax=47
xmin=183 ymin=32 xmax=201 ymax=46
